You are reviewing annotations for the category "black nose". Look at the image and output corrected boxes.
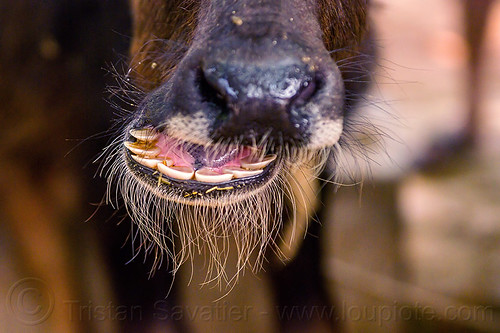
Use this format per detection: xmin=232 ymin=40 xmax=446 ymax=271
xmin=198 ymin=58 xmax=322 ymax=144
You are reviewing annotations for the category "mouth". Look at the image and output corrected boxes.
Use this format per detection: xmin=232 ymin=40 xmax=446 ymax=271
xmin=123 ymin=127 xmax=279 ymax=201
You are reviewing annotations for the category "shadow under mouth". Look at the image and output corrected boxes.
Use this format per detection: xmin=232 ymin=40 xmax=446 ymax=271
xmin=123 ymin=127 xmax=279 ymax=200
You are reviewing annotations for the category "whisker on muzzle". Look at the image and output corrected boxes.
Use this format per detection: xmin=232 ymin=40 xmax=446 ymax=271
xmin=104 ymin=136 xmax=334 ymax=287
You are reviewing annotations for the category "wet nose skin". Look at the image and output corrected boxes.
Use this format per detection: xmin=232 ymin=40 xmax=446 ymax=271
xmin=132 ymin=2 xmax=346 ymax=148
xmin=201 ymin=58 xmax=321 ymax=143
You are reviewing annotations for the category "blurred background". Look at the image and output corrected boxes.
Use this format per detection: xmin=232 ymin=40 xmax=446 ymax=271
xmin=324 ymin=0 xmax=500 ymax=332
xmin=0 ymin=0 xmax=499 ymax=332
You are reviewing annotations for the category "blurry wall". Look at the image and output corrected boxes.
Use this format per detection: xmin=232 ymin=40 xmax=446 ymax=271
xmin=324 ymin=1 xmax=500 ymax=332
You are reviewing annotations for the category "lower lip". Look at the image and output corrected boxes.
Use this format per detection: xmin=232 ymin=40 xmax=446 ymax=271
xmin=125 ymin=149 xmax=277 ymax=197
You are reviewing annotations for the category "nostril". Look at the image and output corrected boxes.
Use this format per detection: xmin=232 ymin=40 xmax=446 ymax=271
xmin=290 ymin=75 xmax=322 ymax=109
xmin=196 ymin=68 xmax=231 ymax=120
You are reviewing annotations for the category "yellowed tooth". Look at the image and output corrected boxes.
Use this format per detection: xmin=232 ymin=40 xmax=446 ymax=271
xmin=223 ymin=167 xmax=263 ymax=178
xmin=157 ymin=163 xmax=194 ymax=180
xmin=129 ymin=128 xmax=160 ymax=142
xmin=130 ymin=155 xmax=172 ymax=169
xmin=241 ymin=154 xmax=277 ymax=170
xmin=124 ymin=141 xmax=160 ymax=158
xmin=160 ymin=158 xmax=174 ymax=166
xmin=195 ymin=168 xmax=234 ymax=183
